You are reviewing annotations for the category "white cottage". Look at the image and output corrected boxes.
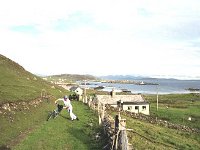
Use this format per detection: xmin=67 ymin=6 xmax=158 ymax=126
xmin=69 ymin=87 xmax=83 ymax=96
xmin=96 ymin=90 xmax=149 ymax=115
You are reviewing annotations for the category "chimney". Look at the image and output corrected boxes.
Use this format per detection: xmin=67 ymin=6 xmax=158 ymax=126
xmin=111 ymin=88 xmax=116 ymax=97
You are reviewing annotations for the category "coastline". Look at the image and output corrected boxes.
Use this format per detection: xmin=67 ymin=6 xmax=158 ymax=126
xmin=83 ymin=79 xmax=200 ymax=95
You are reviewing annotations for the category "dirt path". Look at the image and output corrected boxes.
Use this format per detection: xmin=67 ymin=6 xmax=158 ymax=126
xmin=8 ymin=127 xmax=36 ymax=149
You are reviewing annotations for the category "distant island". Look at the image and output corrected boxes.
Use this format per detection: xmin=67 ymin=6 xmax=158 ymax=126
xmin=186 ymin=88 xmax=200 ymax=91
xmin=101 ymin=80 xmax=158 ymax=85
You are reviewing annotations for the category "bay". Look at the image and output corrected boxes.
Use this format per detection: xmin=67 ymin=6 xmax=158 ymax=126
xmin=83 ymin=79 xmax=200 ymax=94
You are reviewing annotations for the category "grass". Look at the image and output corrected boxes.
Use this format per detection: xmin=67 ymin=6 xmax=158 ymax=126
xmin=0 ymin=54 xmax=68 ymax=104
xmin=144 ymin=93 xmax=200 ymax=129
xmin=5 ymin=101 xmax=107 ymax=150
xmin=107 ymin=111 xmax=200 ymax=150
xmin=1 ymin=90 xmax=200 ymax=149
xmin=1 ymin=54 xmax=200 ymax=149
xmin=0 ymin=55 xmax=107 ymax=149
xmin=105 ymin=93 xmax=200 ymax=149
xmin=125 ymin=115 xmax=200 ymax=150
xmin=7 ymin=93 xmax=200 ymax=149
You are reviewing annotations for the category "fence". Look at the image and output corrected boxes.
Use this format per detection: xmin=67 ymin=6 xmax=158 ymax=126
xmin=87 ymin=97 xmax=132 ymax=150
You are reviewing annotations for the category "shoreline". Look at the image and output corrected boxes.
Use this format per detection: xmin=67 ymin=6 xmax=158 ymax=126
xmin=81 ymin=80 xmax=200 ymax=95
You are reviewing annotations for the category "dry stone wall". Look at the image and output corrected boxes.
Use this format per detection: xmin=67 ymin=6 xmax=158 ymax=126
xmin=0 ymin=98 xmax=44 ymax=122
xmin=106 ymin=105 xmax=200 ymax=134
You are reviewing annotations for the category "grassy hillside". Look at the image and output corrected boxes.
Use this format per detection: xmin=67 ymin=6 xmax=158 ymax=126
xmin=144 ymin=94 xmax=200 ymax=129
xmin=2 ymin=54 xmax=199 ymax=149
xmin=0 ymin=54 xmax=106 ymax=149
xmin=131 ymin=93 xmax=200 ymax=149
xmin=0 ymin=101 xmax=106 ymax=150
xmin=123 ymin=114 xmax=200 ymax=149
xmin=0 ymin=54 xmax=67 ymax=147
xmin=107 ymin=93 xmax=200 ymax=149
xmin=45 ymin=74 xmax=98 ymax=83
xmin=0 ymin=54 xmax=68 ymax=104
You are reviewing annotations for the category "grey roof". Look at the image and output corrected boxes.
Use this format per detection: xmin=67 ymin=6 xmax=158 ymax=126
xmin=70 ymin=86 xmax=80 ymax=91
xmin=122 ymin=101 xmax=149 ymax=105
xmin=96 ymin=94 xmax=147 ymax=105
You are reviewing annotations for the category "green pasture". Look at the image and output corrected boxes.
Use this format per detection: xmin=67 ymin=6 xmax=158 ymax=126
xmin=144 ymin=93 xmax=200 ymax=129
xmin=124 ymin=114 xmax=200 ymax=150
xmin=0 ymin=101 xmax=106 ymax=150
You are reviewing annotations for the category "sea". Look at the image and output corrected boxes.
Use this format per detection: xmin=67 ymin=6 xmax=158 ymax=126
xmin=82 ymin=78 xmax=200 ymax=94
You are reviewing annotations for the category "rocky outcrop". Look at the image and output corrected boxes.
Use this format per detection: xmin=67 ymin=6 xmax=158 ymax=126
xmin=0 ymin=98 xmax=44 ymax=122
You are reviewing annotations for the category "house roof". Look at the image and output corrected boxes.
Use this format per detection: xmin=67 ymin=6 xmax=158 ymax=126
xmin=122 ymin=101 xmax=149 ymax=105
xmin=70 ymin=86 xmax=82 ymax=91
xmin=96 ymin=94 xmax=147 ymax=105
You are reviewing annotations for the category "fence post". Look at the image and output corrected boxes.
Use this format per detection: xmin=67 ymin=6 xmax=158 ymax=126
xmin=99 ymin=114 xmax=102 ymax=125
xmin=115 ymin=115 xmax=119 ymax=134
xmin=102 ymin=103 xmax=105 ymax=121
xmin=97 ymin=101 xmax=100 ymax=114
xmin=119 ymin=119 xmax=129 ymax=150
xmin=88 ymin=96 xmax=91 ymax=107
xmin=119 ymin=119 xmax=126 ymax=131
xmin=120 ymin=130 xmax=129 ymax=150
xmin=98 ymin=102 xmax=102 ymax=125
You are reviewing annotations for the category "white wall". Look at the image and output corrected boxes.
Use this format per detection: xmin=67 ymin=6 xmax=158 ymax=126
xmin=74 ymin=88 xmax=83 ymax=95
xmin=123 ymin=104 xmax=149 ymax=115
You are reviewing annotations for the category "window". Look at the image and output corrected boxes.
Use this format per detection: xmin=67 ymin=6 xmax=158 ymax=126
xmin=142 ymin=106 xmax=146 ymax=110
xmin=135 ymin=106 xmax=139 ymax=110
xmin=128 ymin=106 xmax=132 ymax=110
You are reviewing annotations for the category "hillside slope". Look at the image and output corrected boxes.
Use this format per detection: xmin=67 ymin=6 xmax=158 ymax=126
xmin=45 ymin=74 xmax=98 ymax=83
xmin=0 ymin=54 xmax=67 ymax=104
xmin=12 ymin=101 xmax=106 ymax=150
xmin=0 ymin=54 xmax=107 ymax=149
xmin=0 ymin=54 xmax=71 ymax=148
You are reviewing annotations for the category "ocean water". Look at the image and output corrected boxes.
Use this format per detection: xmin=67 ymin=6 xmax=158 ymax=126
xmin=85 ymin=79 xmax=200 ymax=94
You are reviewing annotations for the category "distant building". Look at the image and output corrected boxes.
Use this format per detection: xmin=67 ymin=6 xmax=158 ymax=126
xmin=96 ymin=90 xmax=149 ymax=115
xmin=70 ymin=87 xmax=83 ymax=96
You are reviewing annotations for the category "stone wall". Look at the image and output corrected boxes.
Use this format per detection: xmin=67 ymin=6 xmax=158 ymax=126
xmin=0 ymin=98 xmax=44 ymax=122
xmin=89 ymin=100 xmax=131 ymax=150
xmin=106 ymin=105 xmax=200 ymax=134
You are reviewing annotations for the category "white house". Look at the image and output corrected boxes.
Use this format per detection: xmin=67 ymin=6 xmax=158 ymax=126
xmin=120 ymin=101 xmax=149 ymax=115
xmin=96 ymin=90 xmax=149 ymax=115
xmin=69 ymin=87 xmax=83 ymax=96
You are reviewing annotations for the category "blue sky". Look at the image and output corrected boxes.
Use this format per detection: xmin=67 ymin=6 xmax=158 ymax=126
xmin=0 ymin=0 xmax=200 ymax=79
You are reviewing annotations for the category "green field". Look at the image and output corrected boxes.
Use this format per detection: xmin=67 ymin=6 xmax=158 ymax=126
xmin=1 ymin=54 xmax=200 ymax=149
xmin=0 ymin=100 xmax=107 ymax=150
xmin=0 ymin=55 xmax=107 ymax=149
xmin=106 ymin=93 xmax=200 ymax=149
xmin=144 ymin=93 xmax=200 ymax=129
xmin=124 ymin=114 xmax=200 ymax=150
xmin=1 ymin=92 xmax=200 ymax=149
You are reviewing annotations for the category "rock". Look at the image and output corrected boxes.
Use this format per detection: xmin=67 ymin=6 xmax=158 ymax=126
xmin=2 ymin=103 xmax=11 ymax=111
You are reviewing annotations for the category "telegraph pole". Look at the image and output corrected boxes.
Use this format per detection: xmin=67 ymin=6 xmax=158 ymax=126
xmin=84 ymin=79 xmax=86 ymax=103
xmin=156 ymin=83 xmax=159 ymax=111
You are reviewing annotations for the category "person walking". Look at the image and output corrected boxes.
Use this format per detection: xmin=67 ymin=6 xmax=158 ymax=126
xmin=55 ymin=95 xmax=79 ymax=121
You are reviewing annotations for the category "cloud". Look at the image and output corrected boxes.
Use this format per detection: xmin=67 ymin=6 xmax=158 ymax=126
xmin=10 ymin=25 xmax=40 ymax=36
xmin=53 ymin=12 xmax=94 ymax=31
xmin=0 ymin=0 xmax=200 ymax=78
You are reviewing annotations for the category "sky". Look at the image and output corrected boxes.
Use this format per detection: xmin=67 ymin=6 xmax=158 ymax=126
xmin=0 ymin=0 xmax=200 ymax=79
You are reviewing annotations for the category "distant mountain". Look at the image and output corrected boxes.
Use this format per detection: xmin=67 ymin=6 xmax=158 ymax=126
xmin=45 ymin=74 xmax=98 ymax=82
xmin=99 ymin=75 xmax=148 ymax=80
xmin=99 ymin=74 xmax=200 ymax=81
